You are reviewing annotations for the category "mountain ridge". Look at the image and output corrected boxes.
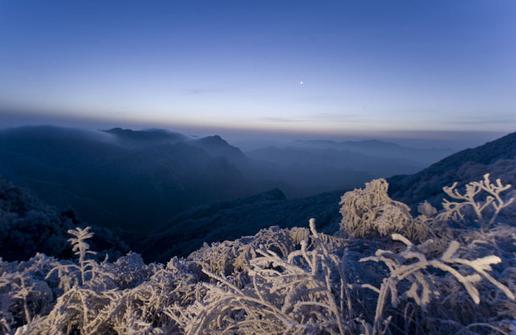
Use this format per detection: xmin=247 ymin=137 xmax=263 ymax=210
xmin=0 ymin=126 xmax=264 ymax=233
xmin=388 ymin=131 xmax=516 ymax=207
xmin=293 ymin=138 xmax=452 ymax=164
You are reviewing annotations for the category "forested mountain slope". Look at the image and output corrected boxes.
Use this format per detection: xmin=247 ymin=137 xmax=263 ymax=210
xmin=388 ymin=131 xmax=516 ymax=209
xmin=140 ymin=189 xmax=342 ymax=262
xmin=0 ymin=178 xmax=127 ymax=261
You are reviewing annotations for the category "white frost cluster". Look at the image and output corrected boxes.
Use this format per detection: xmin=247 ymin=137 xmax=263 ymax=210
xmin=339 ymin=178 xmax=429 ymax=240
xmin=439 ymin=173 xmax=514 ymax=231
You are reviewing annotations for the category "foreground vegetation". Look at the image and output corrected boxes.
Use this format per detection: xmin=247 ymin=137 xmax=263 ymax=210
xmin=1 ymin=174 xmax=514 ymax=334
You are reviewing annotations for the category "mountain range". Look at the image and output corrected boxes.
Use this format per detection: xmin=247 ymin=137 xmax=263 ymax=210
xmin=0 ymin=126 xmax=262 ymax=234
xmin=1 ymin=126 xmax=513 ymax=262
xmin=293 ymin=139 xmax=452 ymax=165
xmin=0 ymin=126 xmax=441 ymax=234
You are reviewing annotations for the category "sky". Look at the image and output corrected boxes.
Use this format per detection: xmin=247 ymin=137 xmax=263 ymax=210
xmin=0 ymin=0 xmax=515 ymax=137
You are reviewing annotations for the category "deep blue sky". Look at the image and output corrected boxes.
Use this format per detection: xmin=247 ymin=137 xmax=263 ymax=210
xmin=0 ymin=0 xmax=515 ymax=136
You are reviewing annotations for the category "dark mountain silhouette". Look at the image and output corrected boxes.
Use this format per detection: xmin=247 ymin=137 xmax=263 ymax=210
xmin=388 ymin=131 xmax=516 ymax=208
xmin=107 ymin=128 xmax=248 ymax=165
xmin=190 ymin=135 xmax=248 ymax=165
xmin=0 ymin=126 xmax=265 ymax=235
xmin=0 ymin=126 xmax=435 ymax=237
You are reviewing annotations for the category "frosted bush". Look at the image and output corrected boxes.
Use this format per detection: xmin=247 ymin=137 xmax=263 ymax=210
xmin=438 ymin=173 xmax=514 ymax=231
xmin=0 ymin=176 xmax=514 ymax=334
xmin=178 ymin=219 xmax=351 ymax=334
xmin=339 ymin=178 xmax=428 ymax=240
xmin=360 ymin=234 xmax=514 ymax=334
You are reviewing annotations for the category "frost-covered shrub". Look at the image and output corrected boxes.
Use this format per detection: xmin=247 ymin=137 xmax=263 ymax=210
xmin=177 ymin=219 xmax=351 ymax=334
xmin=1 ymin=176 xmax=515 ymax=335
xmin=360 ymin=234 xmax=514 ymax=334
xmin=186 ymin=226 xmax=341 ymax=276
xmin=187 ymin=226 xmax=300 ymax=275
xmin=438 ymin=173 xmax=514 ymax=231
xmin=339 ymin=178 xmax=428 ymax=240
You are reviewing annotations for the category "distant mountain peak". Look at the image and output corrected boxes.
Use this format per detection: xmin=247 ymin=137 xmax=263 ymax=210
xmin=196 ymin=135 xmax=227 ymax=145
xmin=191 ymin=135 xmax=247 ymax=163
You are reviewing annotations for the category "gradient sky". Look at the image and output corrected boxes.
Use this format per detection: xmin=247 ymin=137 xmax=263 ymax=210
xmin=0 ymin=0 xmax=515 ymax=134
